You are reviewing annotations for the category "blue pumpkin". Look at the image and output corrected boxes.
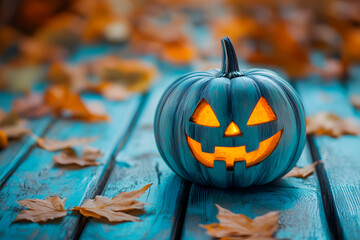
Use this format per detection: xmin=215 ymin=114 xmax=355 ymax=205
xmin=154 ymin=37 xmax=306 ymax=188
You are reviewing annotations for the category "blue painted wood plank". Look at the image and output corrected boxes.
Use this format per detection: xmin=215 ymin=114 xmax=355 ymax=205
xmin=79 ymin=69 xmax=190 ymax=240
xmin=0 ymin=91 xmax=142 ymax=239
xmin=182 ymin=143 xmax=330 ymax=240
xmin=296 ymin=77 xmax=360 ymax=240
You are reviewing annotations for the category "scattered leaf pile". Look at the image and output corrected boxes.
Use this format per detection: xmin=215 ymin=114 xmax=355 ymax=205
xmin=283 ymin=161 xmax=321 ymax=179
xmin=306 ymin=112 xmax=360 ymax=137
xmin=14 ymin=184 xmax=152 ymax=223
xmin=34 ymin=135 xmax=101 ymax=167
xmin=201 ymin=205 xmax=279 ymax=239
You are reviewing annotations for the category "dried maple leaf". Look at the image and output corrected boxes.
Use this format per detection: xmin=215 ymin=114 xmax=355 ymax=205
xmin=44 ymin=85 xmax=109 ymax=122
xmin=12 ymin=92 xmax=51 ymax=118
xmin=283 ymin=161 xmax=321 ymax=179
xmin=306 ymin=112 xmax=360 ymax=137
xmin=36 ymin=136 xmax=97 ymax=152
xmin=73 ymin=183 xmax=152 ymax=223
xmin=53 ymin=146 xmax=102 ymax=167
xmin=201 ymin=205 xmax=279 ymax=239
xmin=47 ymin=62 xmax=89 ymax=92
xmin=0 ymin=110 xmax=31 ymax=138
xmin=13 ymin=196 xmax=67 ymax=223
xmin=91 ymin=56 xmax=156 ymax=93
xmin=351 ymin=95 xmax=360 ymax=109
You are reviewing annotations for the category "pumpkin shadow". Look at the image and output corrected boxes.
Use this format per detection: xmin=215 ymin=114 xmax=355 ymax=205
xmin=192 ymin=177 xmax=304 ymax=213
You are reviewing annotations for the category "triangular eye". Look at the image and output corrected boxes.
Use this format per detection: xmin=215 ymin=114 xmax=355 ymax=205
xmin=190 ymin=99 xmax=220 ymax=127
xmin=247 ymin=97 xmax=277 ymax=126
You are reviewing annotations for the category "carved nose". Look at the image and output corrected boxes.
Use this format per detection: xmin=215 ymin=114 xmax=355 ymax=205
xmin=224 ymin=121 xmax=242 ymax=137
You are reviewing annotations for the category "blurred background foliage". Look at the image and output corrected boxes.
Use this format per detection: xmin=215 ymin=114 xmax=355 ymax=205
xmin=0 ymin=0 xmax=360 ymax=92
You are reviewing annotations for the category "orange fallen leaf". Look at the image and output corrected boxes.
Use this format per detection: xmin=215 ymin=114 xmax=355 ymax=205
xmin=306 ymin=112 xmax=360 ymax=137
xmin=36 ymin=136 xmax=97 ymax=152
xmin=161 ymin=40 xmax=197 ymax=65
xmin=73 ymin=183 xmax=152 ymax=223
xmin=47 ymin=62 xmax=89 ymax=92
xmin=0 ymin=130 xmax=8 ymax=150
xmin=13 ymin=196 xmax=67 ymax=223
xmin=92 ymin=56 xmax=156 ymax=93
xmin=283 ymin=161 xmax=321 ymax=179
xmin=53 ymin=146 xmax=102 ymax=167
xmin=44 ymin=85 xmax=109 ymax=122
xmin=12 ymin=92 xmax=51 ymax=118
xmin=201 ymin=205 xmax=279 ymax=239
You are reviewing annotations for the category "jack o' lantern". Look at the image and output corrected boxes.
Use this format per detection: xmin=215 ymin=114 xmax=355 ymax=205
xmin=154 ymin=37 xmax=306 ymax=188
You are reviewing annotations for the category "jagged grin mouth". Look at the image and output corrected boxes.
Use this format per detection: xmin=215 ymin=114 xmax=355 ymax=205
xmin=186 ymin=130 xmax=283 ymax=169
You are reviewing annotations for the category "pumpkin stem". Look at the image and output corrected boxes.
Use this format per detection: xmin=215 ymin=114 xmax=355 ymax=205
xmin=218 ymin=37 xmax=243 ymax=78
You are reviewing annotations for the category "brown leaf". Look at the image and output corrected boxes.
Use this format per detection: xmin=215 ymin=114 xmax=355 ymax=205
xmin=92 ymin=56 xmax=156 ymax=93
xmin=0 ymin=110 xmax=31 ymax=139
xmin=36 ymin=136 xmax=97 ymax=152
xmin=72 ymin=183 xmax=152 ymax=223
xmin=201 ymin=205 xmax=279 ymax=239
xmin=12 ymin=92 xmax=51 ymax=118
xmin=283 ymin=161 xmax=321 ymax=179
xmin=47 ymin=62 xmax=89 ymax=92
xmin=53 ymin=146 xmax=102 ymax=167
xmin=87 ymin=82 xmax=131 ymax=101
xmin=351 ymin=95 xmax=360 ymax=109
xmin=306 ymin=112 xmax=360 ymax=137
xmin=13 ymin=196 xmax=67 ymax=223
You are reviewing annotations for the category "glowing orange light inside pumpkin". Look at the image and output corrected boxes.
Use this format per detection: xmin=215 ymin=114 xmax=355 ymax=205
xmin=247 ymin=97 xmax=277 ymax=126
xmin=188 ymin=96 xmax=281 ymax=169
xmin=190 ymin=99 xmax=220 ymax=127
xmin=186 ymin=130 xmax=282 ymax=169
xmin=224 ymin=121 xmax=242 ymax=137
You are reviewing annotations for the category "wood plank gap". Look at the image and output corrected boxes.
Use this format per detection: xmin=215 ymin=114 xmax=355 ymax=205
xmin=307 ymin=135 xmax=344 ymax=240
xmin=0 ymin=117 xmax=57 ymax=189
xmin=170 ymin=181 xmax=192 ymax=240
xmin=71 ymin=92 xmax=150 ymax=240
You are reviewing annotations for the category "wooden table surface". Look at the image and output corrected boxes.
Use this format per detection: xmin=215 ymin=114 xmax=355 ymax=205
xmin=0 ymin=45 xmax=359 ymax=240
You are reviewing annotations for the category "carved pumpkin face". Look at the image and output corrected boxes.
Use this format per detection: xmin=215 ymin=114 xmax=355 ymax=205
xmin=186 ymin=97 xmax=283 ymax=170
xmin=154 ymin=37 xmax=306 ymax=188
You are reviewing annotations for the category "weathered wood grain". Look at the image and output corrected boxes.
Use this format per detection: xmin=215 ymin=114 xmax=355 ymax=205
xmin=0 ymin=91 xmax=142 ymax=239
xmin=296 ymin=77 xmax=360 ymax=240
xmin=182 ymin=142 xmax=330 ymax=240
xmin=79 ymin=69 xmax=190 ymax=240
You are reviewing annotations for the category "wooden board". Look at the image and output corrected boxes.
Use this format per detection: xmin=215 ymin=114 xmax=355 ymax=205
xmin=0 ymin=45 xmax=113 ymax=187
xmin=182 ymin=143 xmax=330 ymax=240
xmin=0 ymin=91 xmax=143 ymax=239
xmin=79 ymin=69 xmax=191 ymax=240
xmin=295 ymin=77 xmax=360 ymax=239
